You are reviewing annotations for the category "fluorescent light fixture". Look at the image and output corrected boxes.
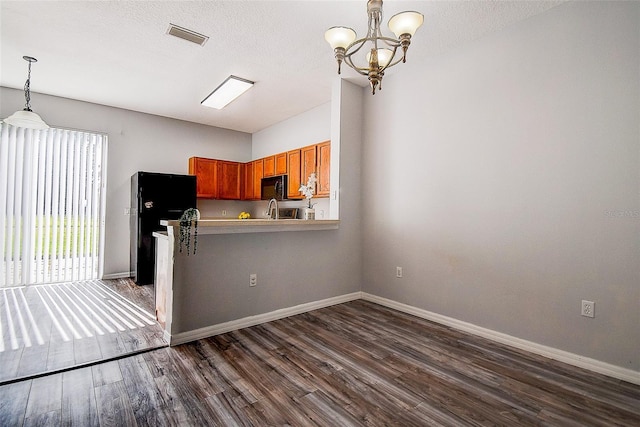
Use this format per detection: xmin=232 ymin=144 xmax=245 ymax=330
xmin=201 ymin=76 xmax=254 ymax=109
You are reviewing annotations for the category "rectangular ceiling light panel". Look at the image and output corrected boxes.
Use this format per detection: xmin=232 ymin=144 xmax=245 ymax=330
xmin=166 ymin=23 xmax=209 ymax=46
xmin=201 ymin=76 xmax=254 ymax=110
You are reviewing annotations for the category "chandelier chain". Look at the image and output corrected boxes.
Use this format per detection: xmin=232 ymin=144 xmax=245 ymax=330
xmin=24 ymin=60 xmax=32 ymax=111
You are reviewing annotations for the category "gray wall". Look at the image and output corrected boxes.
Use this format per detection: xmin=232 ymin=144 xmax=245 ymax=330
xmin=251 ymin=102 xmax=332 ymax=219
xmin=252 ymin=102 xmax=331 ymax=159
xmin=0 ymin=87 xmax=252 ymax=276
xmin=361 ymin=1 xmax=639 ymax=371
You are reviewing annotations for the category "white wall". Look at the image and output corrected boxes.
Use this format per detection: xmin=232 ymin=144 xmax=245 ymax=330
xmin=252 ymin=103 xmax=330 ymax=158
xmin=361 ymin=1 xmax=639 ymax=371
xmin=0 ymin=87 xmax=252 ymax=276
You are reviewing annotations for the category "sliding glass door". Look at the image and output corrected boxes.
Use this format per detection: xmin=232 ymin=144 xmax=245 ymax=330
xmin=0 ymin=124 xmax=108 ymax=286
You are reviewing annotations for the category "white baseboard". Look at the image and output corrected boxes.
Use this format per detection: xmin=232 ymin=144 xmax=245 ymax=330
xmin=162 ymin=290 xmax=639 ymax=385
xmin=102 ymin=271 xmax=133 ymax=280
xmin=168 ymin=292 xmax=362 ymax=346
xmin=361 ymin=293 xmax=640 ymax=386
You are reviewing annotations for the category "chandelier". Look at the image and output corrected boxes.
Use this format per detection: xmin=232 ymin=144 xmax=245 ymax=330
xmin=2 ymin=56 xmax=49 ymax=129
xmin=325 ymin=0 xmax=423 ymax=95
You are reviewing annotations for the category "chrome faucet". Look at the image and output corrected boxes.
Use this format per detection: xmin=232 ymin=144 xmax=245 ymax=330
xmin=267 ymin=198 xmax=279 ymax=220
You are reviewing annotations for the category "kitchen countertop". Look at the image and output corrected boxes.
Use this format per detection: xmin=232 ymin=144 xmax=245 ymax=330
xmin=160 ymin=218 xmax=339 ymax=235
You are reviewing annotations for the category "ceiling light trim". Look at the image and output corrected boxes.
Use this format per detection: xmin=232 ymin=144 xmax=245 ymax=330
xmin=201 ymin=76 xmax=255 ymax=110
xmin=166 ymin=23 xmax=209 ymax=46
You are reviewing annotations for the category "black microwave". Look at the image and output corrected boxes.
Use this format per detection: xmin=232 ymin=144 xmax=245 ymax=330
xmin=261 ymin=175 xmax=288 ymax=200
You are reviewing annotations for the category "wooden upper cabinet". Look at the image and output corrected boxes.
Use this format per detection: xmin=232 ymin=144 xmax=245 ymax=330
xmin=189 ymin=157 xmax=218 ymax=199
xmin=189 ymin=156 xmax=244 ymax=200
xmin=287 ymin=141 xmax=331 ymax=199
xmin=316 ymin=141 xmax=331 ymax=197
xmin=287 ymin=149 xmax=302 ymax=199
xmin=217 ymin=161 xmax=241 ymax=200
xmin=275 ymin=152 xmax=287 ymax=175
xmin=252 ymin=159 xmax=264 ymax=200
xmin=301 ymin=144 xmax=317 ymax=195
xmin=263 ymin=155 xmax=275 ymax=177
xmin=189 ymin=142 xmax=329 ymax=201
xmin=242 ymin=162 xmax=253 ymax=200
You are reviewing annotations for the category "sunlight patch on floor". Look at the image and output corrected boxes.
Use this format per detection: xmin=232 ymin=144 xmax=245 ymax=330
xmin=0 ymin=281 xmax=157 ymax=353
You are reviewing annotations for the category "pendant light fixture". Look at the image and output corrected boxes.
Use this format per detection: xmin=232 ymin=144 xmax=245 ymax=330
xmin=2 ymin=56 xmax=49 ymax=129
xmin=325 ymin=0 xmax=423 ymax=95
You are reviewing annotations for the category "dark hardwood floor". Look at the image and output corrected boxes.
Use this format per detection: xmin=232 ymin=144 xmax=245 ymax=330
xmin=1 ymin=299 xmax=638 ymax=426
xmin=0 ymin=279 xmax=166 ymax=384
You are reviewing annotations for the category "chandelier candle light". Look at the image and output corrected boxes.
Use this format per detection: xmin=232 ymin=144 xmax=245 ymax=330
xmin=325 ymin=0 xmax=423 ymax=95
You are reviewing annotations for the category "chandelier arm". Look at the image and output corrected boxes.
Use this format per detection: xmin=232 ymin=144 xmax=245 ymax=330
xmin=377 ymin=37 xmax=402 ymax=49
xmin=378 ymin=48 xmax=404 ymax=72
xmin=344 ymin=36 xmax=404 ymax=73
xmin=344 ymin=37 xmax=370 ymax=58
xmin=344 ymin=35 xmax=399 ymax=58
xmin=343 ymin=56 xmax=372 ymax=76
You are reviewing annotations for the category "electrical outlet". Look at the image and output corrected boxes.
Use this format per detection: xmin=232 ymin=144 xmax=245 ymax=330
xmin=249 ymin=273 xmax=257 ymax=287
xmin=222 ymin=210 xmax=227 ymax=216
xmin=581 ymin=300 xmax=595 ymax=318
xmin=124 ymin=207 xmax=130 ymax=215
xmin=396 ymin=267 xmax=403 ymax=278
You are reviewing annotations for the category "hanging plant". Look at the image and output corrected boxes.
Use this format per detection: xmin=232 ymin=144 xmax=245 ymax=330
xmin=179 ymin=208 xmax=200 ymax=255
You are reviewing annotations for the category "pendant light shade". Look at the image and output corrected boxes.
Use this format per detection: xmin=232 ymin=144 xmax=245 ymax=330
xmin=1 ymin=56 xmax=49 ymax=129
xmin=3 ymin=109 xmax=49 ymax=130
xmin=366 ymin=48 xmax=394 ymax=68
xmin=324 ymin=27 xmax=357 ymax=50
xmin=388 ymin=11 xmax=424 ymax=38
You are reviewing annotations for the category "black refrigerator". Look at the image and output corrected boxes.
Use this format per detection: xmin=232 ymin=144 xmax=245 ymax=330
xmin=130 ymin=172 xmax=196 ymax=285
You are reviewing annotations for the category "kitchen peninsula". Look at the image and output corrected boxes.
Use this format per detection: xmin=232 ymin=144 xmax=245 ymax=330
xmin=149 ymin=79 xmax=361 ymax=349
xmin=154 ymin=218 xmax=340 ymax=345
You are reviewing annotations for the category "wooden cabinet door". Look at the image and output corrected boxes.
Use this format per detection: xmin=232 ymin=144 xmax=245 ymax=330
xmin=242 ymin=162 xmax=253 ymax=200
xmin=252 ymin=159 xmax=264 ymax=200
xmin=263 ymin=155 xmax=275 ymax=177
xmin=287 ymin=149 xmax=302 ymax=199
xmin=217 ymin=161 xmax=241 ymax=200
xmin=301 ymin=145 xmax=317 ymax=195
xmin=189 ymin=157 xmax=218 ymax=199
xmin=275 ymin=152 xmax=287 ymax=175
xmin=316 ymin=141 xmax=331 ymax=197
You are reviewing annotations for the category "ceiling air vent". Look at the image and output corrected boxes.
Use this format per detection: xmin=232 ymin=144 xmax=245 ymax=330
xmin=166 ymin=23 xmax=209 ymax=46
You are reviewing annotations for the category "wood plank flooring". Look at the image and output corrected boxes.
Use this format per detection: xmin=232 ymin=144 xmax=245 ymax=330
xmin=0 ymin=279 xmax=166 ymax=384
xmin=1 ymin=299 xmax=639 ymax=426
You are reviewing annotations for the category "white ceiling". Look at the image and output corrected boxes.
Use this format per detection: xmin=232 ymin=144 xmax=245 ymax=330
xmin=1 ymin=1 xmax=562 ymax=134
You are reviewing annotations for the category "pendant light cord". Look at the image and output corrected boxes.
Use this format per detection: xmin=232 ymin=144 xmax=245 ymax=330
xmin=24 ymin=60 xmax=32 ymax=112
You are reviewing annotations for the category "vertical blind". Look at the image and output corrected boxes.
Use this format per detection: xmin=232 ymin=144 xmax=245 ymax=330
xmin=0 ymin=124 xmax=108 ymax=287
